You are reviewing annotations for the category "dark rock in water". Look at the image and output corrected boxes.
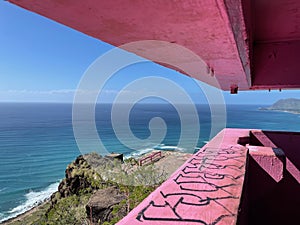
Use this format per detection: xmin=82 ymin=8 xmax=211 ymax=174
xmin=86 ymin=187 xmax=126 ymax=224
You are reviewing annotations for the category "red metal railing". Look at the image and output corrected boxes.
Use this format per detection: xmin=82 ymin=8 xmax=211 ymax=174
xmin=139 ymin=151 xmax=162 ymax=166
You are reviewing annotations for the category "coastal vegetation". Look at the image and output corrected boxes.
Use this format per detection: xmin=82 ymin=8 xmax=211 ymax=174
xmin=3 ymin=152 xmax=167 ymax=225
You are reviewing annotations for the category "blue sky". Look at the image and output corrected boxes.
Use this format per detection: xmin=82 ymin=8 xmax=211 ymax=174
xmin=0 ymin=1 xmax=299 ymax=104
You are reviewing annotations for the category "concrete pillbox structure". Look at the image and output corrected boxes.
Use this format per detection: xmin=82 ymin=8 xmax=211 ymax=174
xmin=7 ymin=1 xmax=300 ymax=224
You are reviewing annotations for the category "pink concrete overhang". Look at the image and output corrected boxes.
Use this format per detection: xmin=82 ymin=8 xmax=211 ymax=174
xmin=8 ymin=0 xmax=300 ymax=91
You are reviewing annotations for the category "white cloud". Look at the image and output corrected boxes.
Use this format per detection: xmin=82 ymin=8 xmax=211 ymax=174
xmin=0 ymin=89 xmax=127 ymax=102
xmin=4 ymin=89 xmax=76 ymax=95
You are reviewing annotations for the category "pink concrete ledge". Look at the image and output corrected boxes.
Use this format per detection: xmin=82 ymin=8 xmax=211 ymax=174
xmin=117 ymin=129 xmax=249 ymax=225
xmin=250 ymin=130 xmax=277 ymax=148
xmin=250 ymin=130 xmax=300 ymax=183
xmin=248 ymin=145 xmax=285 ymax=182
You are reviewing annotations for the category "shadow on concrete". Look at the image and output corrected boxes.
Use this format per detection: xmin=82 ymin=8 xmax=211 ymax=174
xmin=238 ymin=130 xmax=300 ymax=225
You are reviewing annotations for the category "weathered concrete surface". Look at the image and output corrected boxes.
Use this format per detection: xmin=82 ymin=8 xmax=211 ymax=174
xmin=249 ymin=130 xmax=286 ymax=183
xmin=8 ymin=0 xmax=250 ymax=90
xmin=251 ymin=130 xmax=300 ymax=183
xmin=252 ymin=0 xmax=300 ymax=90
xmin=247 ymin=130 xmax=300 ymax=225
xmin=250 ymin=130 xmax=277 ymax=148
xmin=248 ymin=145 xmax=285 ymax=182
xmin=8 ymin=0 xmax=300 ymax=90
xmin=252 ymin=41 xmax=300 ymax=89
xmin=263 ymin=131 xmax=300 ymax=184
xmin=117 ymin=129 xmax=249 ymax=225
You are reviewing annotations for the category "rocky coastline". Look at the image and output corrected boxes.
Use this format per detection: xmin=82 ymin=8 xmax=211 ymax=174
xmin=1 ymin=150 xmax=192 ymax=225
xmin=260 ymin=98 xmax=300 ymax=114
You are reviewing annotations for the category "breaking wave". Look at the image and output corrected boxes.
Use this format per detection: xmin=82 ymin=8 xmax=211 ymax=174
xmin=0 ymin=182 xmax=59 ymax=223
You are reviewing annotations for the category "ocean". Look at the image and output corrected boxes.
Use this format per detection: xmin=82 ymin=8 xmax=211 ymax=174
xmin=0 ymin=102 xmax=300 ymax=222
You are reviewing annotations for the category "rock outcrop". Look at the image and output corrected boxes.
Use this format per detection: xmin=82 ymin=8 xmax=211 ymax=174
xmin=86 ymin=187 xmax=126 ymax=224
xmin=58 ymin=155 xmax=93 ymax=198
xmin=4 ymin=151 xmax=181 ymax=225
xmin=56 ymin=153 xmax=112 ymax=199
xmin=49 ymin=153 xmax=128 ymax=224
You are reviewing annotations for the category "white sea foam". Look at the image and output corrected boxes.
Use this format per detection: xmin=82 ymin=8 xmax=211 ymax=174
xmin=124 ymin=148 xmax=154 ymax=159
xmin=124 ymin=143 xmax=192 ymax=160
xmin=0 ymin=182 xmax=59 ymax=223
xmin=0 ymin=188 xmax=7 ymax=193
xmin=153 ymin=144 xmax=186 ymax=152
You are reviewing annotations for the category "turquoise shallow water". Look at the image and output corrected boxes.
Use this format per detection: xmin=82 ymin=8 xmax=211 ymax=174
xmin=0 ymin=102 xmax=299 ymax=222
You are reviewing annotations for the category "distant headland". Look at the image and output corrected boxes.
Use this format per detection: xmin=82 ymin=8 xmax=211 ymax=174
xmin=260 ymin=98 xmax=300 ymax=114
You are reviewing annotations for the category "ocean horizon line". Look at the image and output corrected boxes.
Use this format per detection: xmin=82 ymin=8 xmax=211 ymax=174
xmin=0 ymin=101 xmax=268 ymax=106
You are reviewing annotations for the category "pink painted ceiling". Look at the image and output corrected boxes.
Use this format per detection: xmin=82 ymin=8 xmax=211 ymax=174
xmin=8 ymin=0 xmax=300 ymax=91
xmin=254 ymin=0 xmax=300 ymax=43
xmin=252 ymin=0 xmax=300 ymax=89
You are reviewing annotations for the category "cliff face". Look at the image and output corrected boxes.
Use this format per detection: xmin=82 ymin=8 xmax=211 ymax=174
xmin=49 ymin=154 xmax=128 ymax=225
xmin=48 ymin=153 xmax=162 ymax=225
xmin=58 ymin=155 xmax=94 ymax=198
xmin=265 ymin=98 xmax=300 ymax=113
xmin=4 ymin=151 xmax=176 ymax=225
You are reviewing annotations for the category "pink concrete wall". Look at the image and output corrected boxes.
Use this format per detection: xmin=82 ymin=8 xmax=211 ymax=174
xmin=117 ymin=129 xmax=249 ymax=225
xmin=245 ymin=131 xmax=300 ymax=225
xmin=263 ymin=131 xmax=300 ymax=183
